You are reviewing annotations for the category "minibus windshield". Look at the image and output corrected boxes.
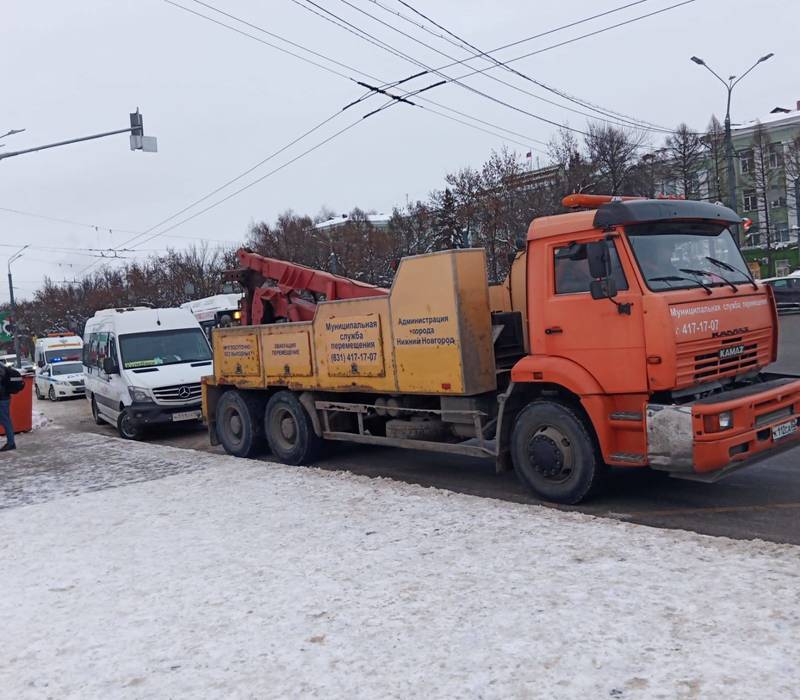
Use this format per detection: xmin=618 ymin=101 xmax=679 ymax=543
xmin=119 ymin=328 xmax=211 ymax=369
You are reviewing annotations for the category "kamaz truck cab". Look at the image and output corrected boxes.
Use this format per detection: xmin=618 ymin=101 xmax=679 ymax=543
xmin=506 ymin=195 xmax=799 ymax=501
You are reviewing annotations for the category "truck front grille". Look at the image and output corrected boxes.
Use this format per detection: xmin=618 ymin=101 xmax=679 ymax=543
xmin=152 ymin=383 xmax=202 ymax=402
xmin=675 ymin=328 xmax=773 ymax=388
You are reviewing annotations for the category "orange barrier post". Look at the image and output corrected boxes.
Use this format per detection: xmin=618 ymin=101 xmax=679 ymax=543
xmin=0 ymin=375 xmax=34 ymax=436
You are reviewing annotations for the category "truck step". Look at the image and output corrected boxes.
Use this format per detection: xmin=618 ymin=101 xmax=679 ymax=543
xmin=609 ymin=452 xmax=646 ymax=464
xmin=609 ymin=412 xmax=643 ymax=422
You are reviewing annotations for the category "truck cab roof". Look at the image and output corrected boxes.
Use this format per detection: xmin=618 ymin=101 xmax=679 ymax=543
xmin=528 ymin=199 xmax=741 ymax=241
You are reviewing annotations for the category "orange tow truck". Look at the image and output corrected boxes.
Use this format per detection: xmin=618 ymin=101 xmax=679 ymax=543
xmin=204 ymin=195 xmax=800 ymax=503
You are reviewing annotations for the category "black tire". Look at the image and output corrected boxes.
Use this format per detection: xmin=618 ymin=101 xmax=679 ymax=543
xmin=90 ymin=395 xmax=105 ymax=426
xmin=34 ymin=383 xmax=43 ymax=400
xmin=48 ymin=385 xmax=58 ymax=402
xmin=264 ymin=390 xmax=323 ymax=465
xmin=117 ymin=408 xmax=144 ymax=440
xmin=510 ymin=400 xmax=602 ymax=505
xmin=215 ymin=390 xmax=266 ymax=458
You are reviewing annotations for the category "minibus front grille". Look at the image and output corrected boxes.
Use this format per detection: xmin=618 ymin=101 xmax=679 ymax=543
xmin=152 ymin=383 xmax=202 ymax=403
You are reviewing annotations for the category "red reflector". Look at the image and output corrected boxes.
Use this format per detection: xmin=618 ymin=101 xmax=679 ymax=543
xmin=441 ymin=383 xmax=451 ymax=390
xmin=533 ymin=371 xmax=543 ymax=380
xmin=703 ymin=415 xmax=720 ymax=433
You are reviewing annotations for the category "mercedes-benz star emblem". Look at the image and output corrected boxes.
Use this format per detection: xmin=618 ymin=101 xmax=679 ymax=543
xmin=178 ymin=386 xmax=191 ymax=399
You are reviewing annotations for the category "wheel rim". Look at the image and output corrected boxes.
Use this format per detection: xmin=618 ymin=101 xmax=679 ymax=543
xmin=49 ymin=387 xmax=56 ymax=401
xmin=526 ymin=425 xmax=574 ymax=484
xmin=121 ymin=413 xmax=136 ymax=437
xmin=223 ymin=406 xmax=244 ymax=447
xmin=270 ymin=407 xmax=298 ymax=452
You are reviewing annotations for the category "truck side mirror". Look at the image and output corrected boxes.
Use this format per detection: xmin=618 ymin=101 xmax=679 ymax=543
xmin=102 ymin=357 xmax=119 ymax=374
xmin=586 ymin=241 xmax=610 ymax=279
xmin=590 ymin=278 xmax=618 ymax=300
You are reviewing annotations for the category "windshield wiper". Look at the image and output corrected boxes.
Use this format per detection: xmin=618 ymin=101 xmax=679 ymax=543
xmin=649 ymin=275 xmax=713 ymax=295
xmin=705 ymin=256 xmax=758 ymax=290
xmin=680 ymin=267 xmax=738 ymax=293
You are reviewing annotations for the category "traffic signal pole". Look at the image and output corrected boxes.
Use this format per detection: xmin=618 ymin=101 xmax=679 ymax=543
xmin=0 ymin=110 xmax=156 ymax=162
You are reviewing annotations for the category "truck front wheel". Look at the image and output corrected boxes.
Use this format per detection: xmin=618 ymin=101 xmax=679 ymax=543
xmin=510 ymin=401 xmax=602 ymax=505
xmin=216 ymin=390 xmax=266 ymax=458
xmin=265 ymin=390 xmax=323 ymax=465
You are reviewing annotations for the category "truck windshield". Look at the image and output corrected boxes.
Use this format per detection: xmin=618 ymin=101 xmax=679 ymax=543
xmin=51 ymin=362 xmax=82 ymax=376
xmin=626 ymin=222 xmax=751 ymax=292
xmin=119 ymin=328 xmax=211 ymax=369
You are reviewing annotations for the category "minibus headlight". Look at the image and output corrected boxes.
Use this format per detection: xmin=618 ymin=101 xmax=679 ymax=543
xmin=128 ymin=386 xmax=154 ymax=403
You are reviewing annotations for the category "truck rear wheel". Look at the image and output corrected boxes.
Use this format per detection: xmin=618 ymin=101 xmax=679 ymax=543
xmin=510 ymin=400 xmax=602 ymax=505
xmin=216 ymin=390 xmax=266 ymax=458
xmin=265 ymin=390 xmax=323 ymax=465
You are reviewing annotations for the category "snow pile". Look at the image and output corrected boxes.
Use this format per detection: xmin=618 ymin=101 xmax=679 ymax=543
xmin=30 ymin=409 xmax=51 ymax=431
xmin=1 ymin=439 xmax=799 ymax=698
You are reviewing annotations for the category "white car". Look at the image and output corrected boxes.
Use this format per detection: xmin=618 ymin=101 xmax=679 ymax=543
xmin=34 ymin=360 xmax=85 ymax=401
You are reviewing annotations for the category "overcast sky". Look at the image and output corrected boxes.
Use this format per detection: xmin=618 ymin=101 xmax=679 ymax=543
xmin=2 ymin=0 xmax=797 ymax=302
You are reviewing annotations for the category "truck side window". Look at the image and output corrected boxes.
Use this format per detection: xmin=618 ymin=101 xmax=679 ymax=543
xmin=554 ymin=241 xmax=628 ymax=295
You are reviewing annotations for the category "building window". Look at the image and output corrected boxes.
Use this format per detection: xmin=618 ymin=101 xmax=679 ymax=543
xmin=740 ymin=149 xmax=753 ymax=174
xmin=769 ymin=143 xmax=783 ymax=169
xmin=743 ymin=190 xmax=757 ymax=211
xmin=770 ymin=196 xmax=787 ymax=209
xmin=776 ymin=225 xmax=790 ymax=242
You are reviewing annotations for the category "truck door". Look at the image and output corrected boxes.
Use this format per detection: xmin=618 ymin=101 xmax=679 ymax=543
xmin=538 ymin=235 xmax=647 ymax=394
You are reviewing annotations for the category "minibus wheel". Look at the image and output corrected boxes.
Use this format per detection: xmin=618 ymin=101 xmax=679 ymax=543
xmin=90 ymin=395 xmax=105 ymax=426
xmin=117 ymin=408 xmax=144 ymax=440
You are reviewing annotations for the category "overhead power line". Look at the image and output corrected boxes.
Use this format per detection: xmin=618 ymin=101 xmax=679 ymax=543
xmin=292 ymin=0 xmax=694 ymax=138
xmin=374 ymin=0 xmax=675 ymax=133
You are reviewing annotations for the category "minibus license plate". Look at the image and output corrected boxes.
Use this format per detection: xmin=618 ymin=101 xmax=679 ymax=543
xmin=772 ymin=419 xmax=798 ymax=441
xmin=173 ymin=410 xmax=201 ymax=422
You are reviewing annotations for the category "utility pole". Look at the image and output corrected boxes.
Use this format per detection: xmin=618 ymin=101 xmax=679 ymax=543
xmin=6 ymin=245 xmax=29 ymax=368
xmin=0 ymin=110 xmax=156 ymax=162
xmin=690 ymin=53 xmax=774 ymax=218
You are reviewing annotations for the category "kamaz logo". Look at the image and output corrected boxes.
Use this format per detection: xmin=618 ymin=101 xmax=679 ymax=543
xmin=719 ymin=345 xmax=746 ymax=360
xmin=712 ymin=327 xmax=749 ymax=338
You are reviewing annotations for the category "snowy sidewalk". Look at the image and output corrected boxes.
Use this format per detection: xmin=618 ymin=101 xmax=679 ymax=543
xmin=1 ymin=430 xmax=799 ymax=699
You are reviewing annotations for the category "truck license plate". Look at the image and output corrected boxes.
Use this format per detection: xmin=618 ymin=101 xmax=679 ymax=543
xmin=772 ymin=419 xmax=798 ymax=441
xmin=173 ymin=410 xmax=201 ymax=422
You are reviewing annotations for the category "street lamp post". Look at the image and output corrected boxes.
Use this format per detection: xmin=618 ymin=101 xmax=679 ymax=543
xmin=7 ymin=245 xmax=29 ymax=368
xmin=690 ymin=53 xmax=774 ymax=215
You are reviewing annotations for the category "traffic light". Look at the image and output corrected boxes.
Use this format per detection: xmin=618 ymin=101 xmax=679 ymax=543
xmin=129 ymin=109 xmax=157 ymax=152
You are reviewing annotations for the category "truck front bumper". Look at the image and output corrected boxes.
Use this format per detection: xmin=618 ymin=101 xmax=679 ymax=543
xmin=647 ymin=375 xmax=800 ymax=480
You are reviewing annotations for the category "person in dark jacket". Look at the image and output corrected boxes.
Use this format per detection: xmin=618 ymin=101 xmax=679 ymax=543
xmin=0 ymin=364 xmax=16 ymax=451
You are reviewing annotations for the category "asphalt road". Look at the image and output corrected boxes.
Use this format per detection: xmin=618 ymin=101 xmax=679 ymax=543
xmin=36 ymin=315 xmax=800 ymax=545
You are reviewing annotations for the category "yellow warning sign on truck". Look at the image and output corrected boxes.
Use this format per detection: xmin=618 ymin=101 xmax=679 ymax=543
xmin=218 ymin=332 xmax=261 ymax=377
xmin=263 ymin=331 xmax=312 ymax=377
xmin=324 ymin=314 xmax=385 ymax=377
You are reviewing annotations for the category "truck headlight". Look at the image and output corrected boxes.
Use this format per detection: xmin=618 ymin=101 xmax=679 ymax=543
xmin=128 ymin=386 xmax=154 ymax=403
xmin=703 ymin=411 xmax=733 ymax=432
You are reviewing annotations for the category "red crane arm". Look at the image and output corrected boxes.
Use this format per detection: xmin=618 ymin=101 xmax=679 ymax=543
xmin=235 ymin=249 xmax=389 ymax=325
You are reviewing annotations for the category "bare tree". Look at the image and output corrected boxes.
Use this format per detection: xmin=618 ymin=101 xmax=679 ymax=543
xmin=548 ymin=125 xmax=596 ymax=195
xmin=785 ymin=135 xmax=800 ymax=247
xmin=750 ymin=122 xmax=777 ymax=276
xmin=667 ymin=123 xmax=704 ymax=199
xmin=704 ymin=115 xmax=727 ymax=202
xmin=584 ymin=123 xmax=646 ymax=194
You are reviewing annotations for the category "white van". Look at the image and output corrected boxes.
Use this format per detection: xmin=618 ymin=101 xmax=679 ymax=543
xmin=34 ymin=334 xmax=85 ymax=399
xmin=82 ymin=307 xmax=213 ymax=439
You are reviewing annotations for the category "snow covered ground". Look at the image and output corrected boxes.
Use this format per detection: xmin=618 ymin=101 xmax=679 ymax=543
xmin=1 ymin=430 xmax=799 ymax=699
